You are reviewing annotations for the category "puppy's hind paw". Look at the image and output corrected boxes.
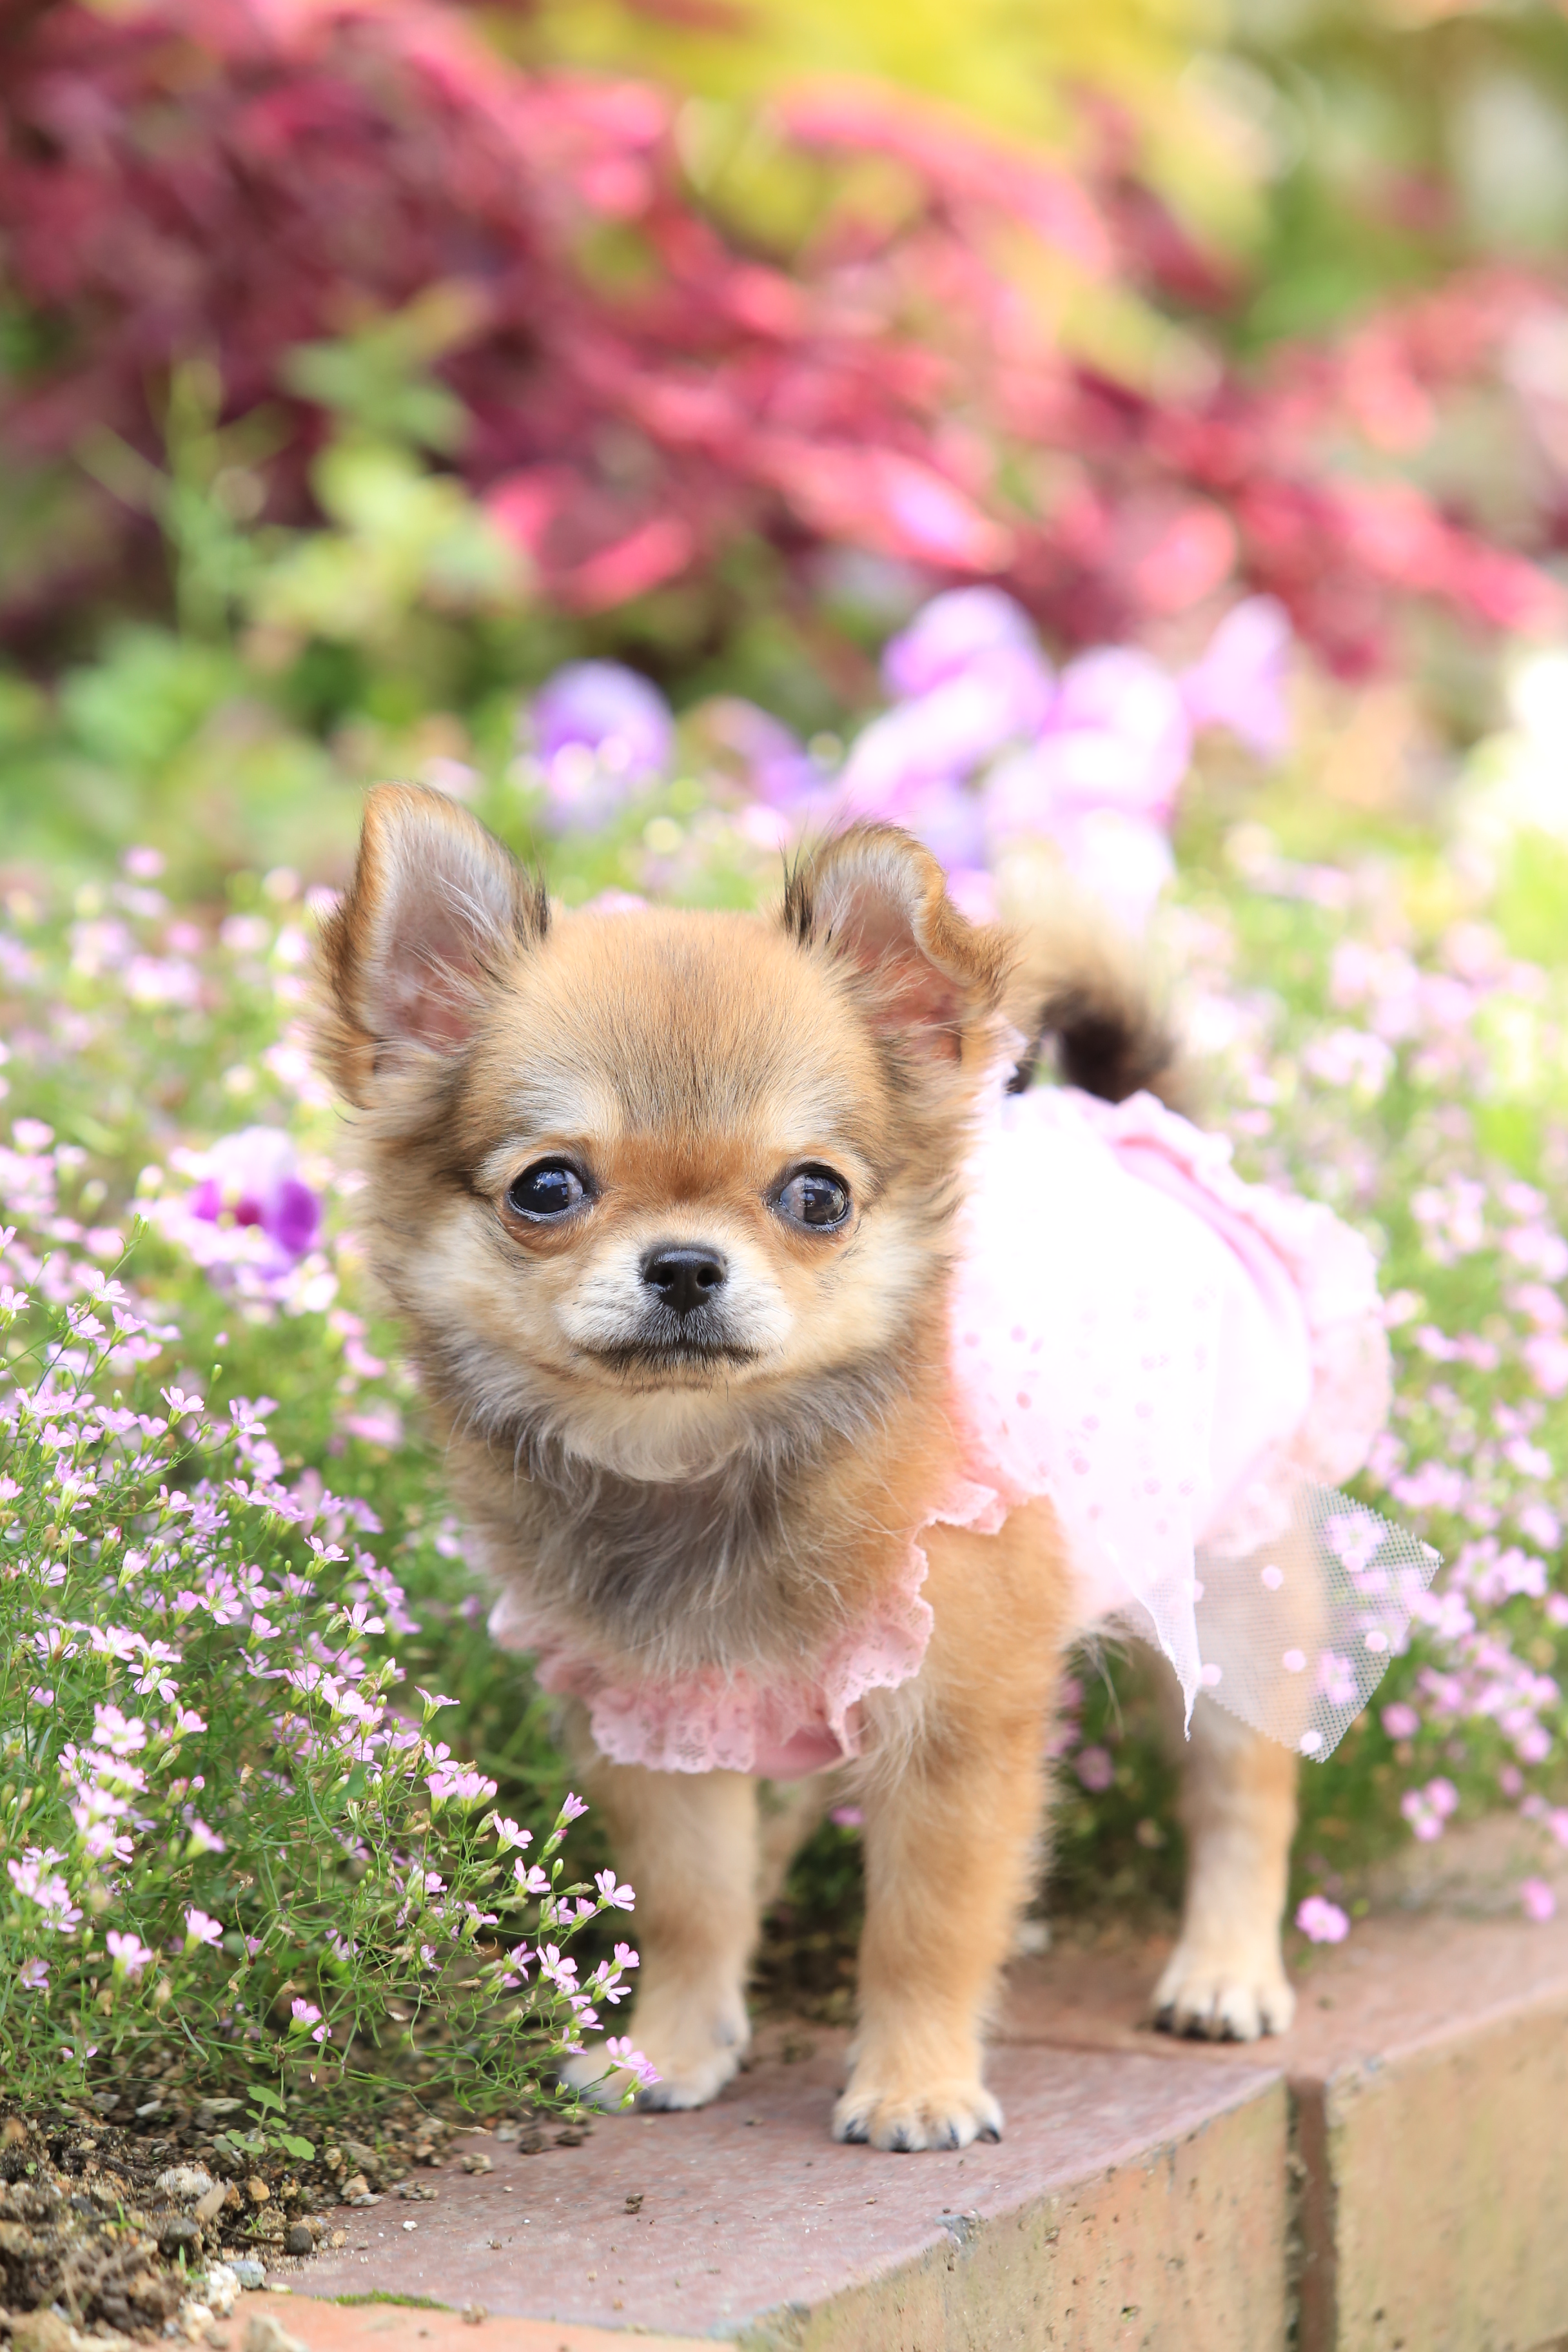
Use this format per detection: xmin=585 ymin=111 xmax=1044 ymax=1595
xmin=1152 ymin=1944 xmax=1296 ymax=2043
xmin=832 ymin=2073 xmax=1002 ymax=2153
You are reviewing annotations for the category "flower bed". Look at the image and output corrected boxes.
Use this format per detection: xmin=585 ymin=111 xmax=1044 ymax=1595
xmin=2 ymin=0 xmax=1567 ymax=2275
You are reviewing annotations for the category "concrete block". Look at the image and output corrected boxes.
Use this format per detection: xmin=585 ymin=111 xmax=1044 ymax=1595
xmin=1001 ymin=1868 xmax=1568 ymax=2352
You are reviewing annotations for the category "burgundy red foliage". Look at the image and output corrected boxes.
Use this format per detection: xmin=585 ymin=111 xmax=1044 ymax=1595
xmin=1 ymin=0 xmax=1565 ymax=669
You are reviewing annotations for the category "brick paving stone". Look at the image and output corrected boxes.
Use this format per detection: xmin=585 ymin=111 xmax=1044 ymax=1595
xmin=281 ymin=2034 xmax=1286 ymax=2349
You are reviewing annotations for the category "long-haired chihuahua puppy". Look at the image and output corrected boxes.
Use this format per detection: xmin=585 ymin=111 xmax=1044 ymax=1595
xmin=314 ymin=785 xmax=1392 ymax=2151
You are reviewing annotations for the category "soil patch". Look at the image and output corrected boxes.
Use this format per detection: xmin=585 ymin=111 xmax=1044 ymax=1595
xmin=0 ymin=2097 xmax=589 ymax=2343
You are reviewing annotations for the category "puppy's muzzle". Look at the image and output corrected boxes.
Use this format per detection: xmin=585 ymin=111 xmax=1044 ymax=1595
xmin=640 ymin=1243 xmax=727 ymax=1320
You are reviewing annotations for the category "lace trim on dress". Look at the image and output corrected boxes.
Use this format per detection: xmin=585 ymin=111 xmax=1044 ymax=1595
xmin=487 ymin=1476 xmax=1006 ymax=1778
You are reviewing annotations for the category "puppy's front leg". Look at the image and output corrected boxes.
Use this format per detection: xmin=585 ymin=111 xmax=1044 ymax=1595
xmin=565 ymin=1758 xmax=760 ymax=2110
xmin=1153 ymin=1692 xmax=1298 ymax=2041
xmin=835 ymin=1707 xmax=1046 ymax=2151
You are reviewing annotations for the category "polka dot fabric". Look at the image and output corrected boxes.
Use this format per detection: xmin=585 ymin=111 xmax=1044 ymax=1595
xmin=950 ymin=1081 xmax=1394 ymax=1723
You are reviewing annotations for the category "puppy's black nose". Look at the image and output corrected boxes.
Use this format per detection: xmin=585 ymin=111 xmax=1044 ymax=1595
xmin=642 ymin=1245 xmax=727 ymax=1319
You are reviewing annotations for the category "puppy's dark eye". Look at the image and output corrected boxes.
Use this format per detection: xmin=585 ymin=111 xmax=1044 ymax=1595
xmin=506 ymin=1161 xmax=589 ymax=1220
xmin=776 ymin=1166 xmax=851 ymax=1230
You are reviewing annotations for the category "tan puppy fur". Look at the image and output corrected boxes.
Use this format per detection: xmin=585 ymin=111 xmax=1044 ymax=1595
xmin=314 ymin=785 xmax=1298 ymax=2152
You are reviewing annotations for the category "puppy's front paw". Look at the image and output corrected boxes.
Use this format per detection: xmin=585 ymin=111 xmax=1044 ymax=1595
xmin=563 ymin=1992 xmax=748 ymax=2114
xmin=561 ymin=2039 xmax=741 ymax=2113
xmin=1152 ymin=1941 xmax=1295 ymax=2042
xmin=832 ymin=2066 xmax=1002 ymax=2153
xmin=559 ymin=2045 xmax=643 ymax=2112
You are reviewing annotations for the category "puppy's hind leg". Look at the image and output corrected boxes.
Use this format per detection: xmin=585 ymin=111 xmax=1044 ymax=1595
xmin=562 ymin=1756 xmax=761 ymax=2112
xmin=1153 ymin=1685 xmax=1298 ymax=2042
xmin=756 ymin=1772 xmax=836 ymax=1916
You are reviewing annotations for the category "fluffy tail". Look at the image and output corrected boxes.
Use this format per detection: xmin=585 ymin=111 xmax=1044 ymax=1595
xmin=1003 ymin=896 xmax=1188 ymax=1112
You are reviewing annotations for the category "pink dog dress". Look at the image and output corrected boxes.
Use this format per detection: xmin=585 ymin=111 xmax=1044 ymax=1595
xmin=490 ymin=1075 xmax=1436 ymax=1774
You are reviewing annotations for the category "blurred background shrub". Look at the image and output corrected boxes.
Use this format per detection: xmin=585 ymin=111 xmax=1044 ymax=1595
xmin=6 ymin=0 xmax=1568 ymax=879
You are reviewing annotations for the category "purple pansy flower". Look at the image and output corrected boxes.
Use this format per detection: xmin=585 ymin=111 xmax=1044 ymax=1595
xmin=534 ymin=662 xmax=674 ymax=774
xmin=189 ymin=1127 xmax=320 ymax=1262
xmin=531 ymin=662 xmax=673 ymax=830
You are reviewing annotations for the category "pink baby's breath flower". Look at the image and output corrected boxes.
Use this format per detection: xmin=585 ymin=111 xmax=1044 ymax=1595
xmin=1402 ymin=1777 xmax=1460 ymax=1842
xmin=605 ymin=2035 xmax=660 ymax=2091
xmin=18 ymin=1958 xmax=49 ymax=1993
xmin=1381 ymin=1703 xmax=1420 ymax=1740
xmin=1075 ymin=1745 xmax=1115 ymax=1792
xmin=1520 ymin=1878 xmax=1557 ymax=1923
xmin=427 ymin=1765 xmax=497 ymax=1807
xmin=594 ymin=1868 xmax=636 ymax=1912
xmin=93 ymin=1705 xmax=148 ymax=1756
xmin=489 ymin=1816 xmax=531 ymax=1852
xmin=1297 ymin=1895 xmax=1351 ymax=1945
xmin=184 ymin=1908 xmax=224 ymax=1949
xmin=106 ymin=1930 xmax=155 ymax=1977
xmin=558 ymin=1791 xmax=589 ymax=1824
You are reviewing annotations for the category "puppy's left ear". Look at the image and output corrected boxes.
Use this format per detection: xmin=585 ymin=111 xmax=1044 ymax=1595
xmin=782 ymin=824 xmax=1010 ymax=1059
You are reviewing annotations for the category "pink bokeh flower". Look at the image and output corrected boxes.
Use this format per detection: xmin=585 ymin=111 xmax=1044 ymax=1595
xmin=1181 ymin=596 xmax=1293 ymax=761
xmin=1297 ymin=1895 xmax=1351 ymax=1944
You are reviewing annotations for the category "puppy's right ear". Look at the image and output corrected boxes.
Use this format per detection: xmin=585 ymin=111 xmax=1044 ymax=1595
xmin=315 ymin=785 xmax=547 ymax=1107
